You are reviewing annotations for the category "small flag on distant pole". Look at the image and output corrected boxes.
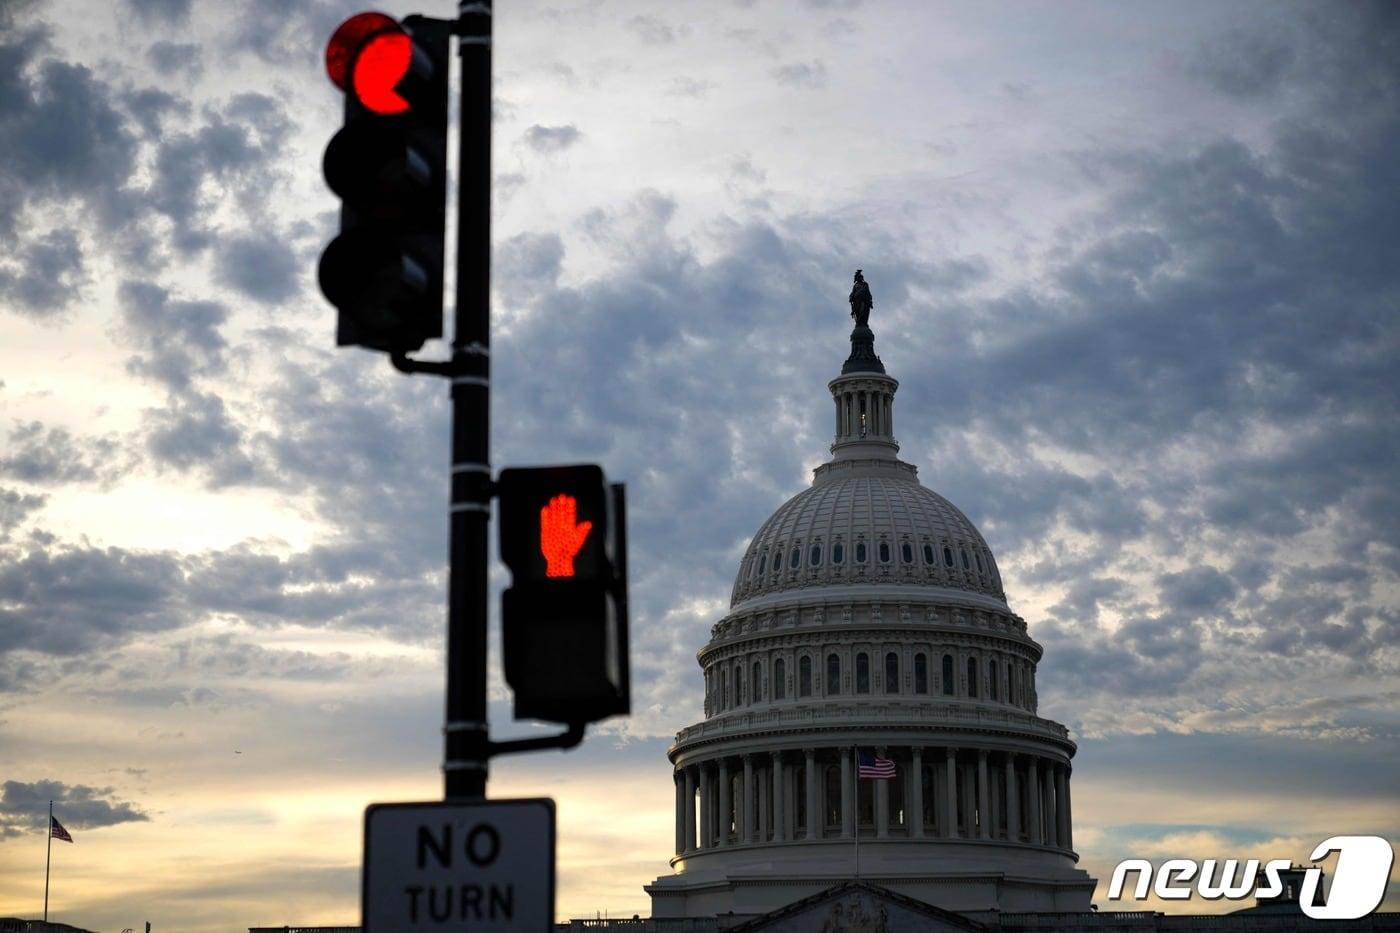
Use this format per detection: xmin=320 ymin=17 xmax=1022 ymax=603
xmin=50 ymin=815 xmax=73 ymax=843
xmin=857 ymin=750 xmax=896 ymax=779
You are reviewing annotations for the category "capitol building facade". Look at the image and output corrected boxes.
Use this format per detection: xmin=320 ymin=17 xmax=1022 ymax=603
xmin=645 ymin=286 xmax=1094 ymax=921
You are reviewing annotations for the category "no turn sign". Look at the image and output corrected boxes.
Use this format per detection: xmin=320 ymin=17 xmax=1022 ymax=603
xmin=362 ymin=798 xmax=555 ymax=931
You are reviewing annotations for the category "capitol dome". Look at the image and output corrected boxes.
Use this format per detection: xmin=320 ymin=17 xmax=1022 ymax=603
xmin=647 ymin=274 xmax=1095 ymax=922
xmin=730 ymin=473 xmax=1007 ymax=609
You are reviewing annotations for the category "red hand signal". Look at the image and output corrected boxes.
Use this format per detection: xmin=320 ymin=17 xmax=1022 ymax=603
xmin=540 ymin=495 xmax=593 ymax=578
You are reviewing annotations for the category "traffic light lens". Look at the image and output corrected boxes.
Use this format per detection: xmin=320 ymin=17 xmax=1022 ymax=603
xmin=540 ymin=495 xmax=593 ymax=579
xmin=325 ymin=11 xmax=400 ymax=90
xmin=353 ymin=32 xmax=413 ymax=115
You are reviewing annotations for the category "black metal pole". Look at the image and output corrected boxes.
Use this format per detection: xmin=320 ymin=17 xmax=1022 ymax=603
xmin=444 ymin=0 xmax=492 ymax=801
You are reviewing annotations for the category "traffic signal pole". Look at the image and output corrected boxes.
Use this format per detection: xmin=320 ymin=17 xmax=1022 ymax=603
xmin=444 ymin=0 xmax=493 ymax=801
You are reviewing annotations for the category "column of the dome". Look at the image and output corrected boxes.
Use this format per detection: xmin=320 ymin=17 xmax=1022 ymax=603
xmin=742 ymin=754 xmax=755 ymax=843
xmin=977 ymin=750 xmax=990 ymax=840
xmin=840 ymin=749 xmax=854 ymax=838
xmin=705 ymin=762 xmax=716 ymax=846
xmin=771 ymin=752 xmax=786 ymax=842
xmin=1065 ymin=767 xmax=1075 ymax=852
xmin=910 ymin=747 xmax=924 ymax=838
xmin=1027 ymin=758 xmax=1043 ymax=845
xmin=718 ymin=759 xmax=731 ymax=848
xmin=875 ymin=746 xmax=889 ymax=838
xmin=943 ymin=748 xmax=958 ymax=838
xmin=674 ymin=771 xmax=684 ymax=856
xmin=1056 ymin=765 xmax=1070 ymax=850
xmin=804 ymin=750 xmax=819 ymax=840
xmin=1043 ymin=765 xmax=1058 ymax=848
xmin=758 ymin=761 xmax=769 ymax=841
xmin=1005 ymin=755 xmax=1020 ymax=843
xmin=683 ymin=766 xmax=697 ymax=852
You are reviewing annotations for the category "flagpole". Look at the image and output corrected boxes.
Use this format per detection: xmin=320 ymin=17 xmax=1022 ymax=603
xmin=44 ymin=800 xmax=52 ymax=923
xmin=853 ymin=747 xmax=860 ymax=880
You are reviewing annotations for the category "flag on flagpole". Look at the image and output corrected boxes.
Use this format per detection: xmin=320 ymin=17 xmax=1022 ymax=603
xmin=50 ymin=816 xmax=73 ymax=843
xmin=857 ymin=750 xmax=896 ymax=779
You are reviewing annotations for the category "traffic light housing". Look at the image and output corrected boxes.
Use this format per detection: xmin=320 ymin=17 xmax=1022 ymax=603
xmin=319 ymin=12 xmax=449 ymax=353
xmin=499 ymin=466 xmax=630 ymax=726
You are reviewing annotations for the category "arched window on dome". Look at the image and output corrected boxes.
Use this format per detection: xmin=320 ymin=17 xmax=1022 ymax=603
xmin=790 ymin=545 xmax=801 ymax=570
xmin=810 ymin=543 xmax=822 ymax=566
xmin=774 ymin=657 xmax=786 ymax=699
xmin=735 ymin=662 xmax=745 ymax=705
xmin=878 ymin=540 xmax=891 ymax=563
xmin=989 ymin=658 xmax=999 ymax=701
xmin=901 ymin=542 xmax=913 ymax=564
xmin=827 ymin=653 xmax=841 ymax=695
xmin=966 ymin=656 xmax=978 ymax=698
xmin=757 ymin=553 xmax=766 ymax=575
xmin=856 ymin=653 xmax=870 ymax=693
xmin=943 ymin=545 xmax=954 ymax=568
xmin=832 ymin=542 xmax=845 ymax=564
xmin=885 ymin=652 xmax=899 ymax=693
xmin=923 ymin=542 xmax=935 ymax=565
xmin=855 ymin=541 xmax=867 ymax=563
xmin=721 ymin=667 xmax=728 ymax=709
xmin=772 ymin=545 xmax=784 ymax=576
xmin=961 ymin=547 xmax=971 ymax=570
xmin=941 ymin=654 xmax=954 ymax=695
xmin=914 ymin=653 xmax=928 ymax=694
xmin=753 ymin=660 xmax=763 ymax=703
xmin=799 ymin=656 xmax=812 ymax=697
xmin=976 ymin=551 xmax=985 ymax=574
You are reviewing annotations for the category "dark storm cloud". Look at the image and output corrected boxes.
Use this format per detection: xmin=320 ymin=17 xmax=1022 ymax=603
xmin=146 ymin=40 xmax=202 ymax=78
xmin=0 ymin=228 xmax=85 ymax=315
xmin=1189 ymin=25 xmax=1296 ymax=99
xmin=117 ymin=280 xmax=229 ymax=391
xmin=146 ymin=92 xmax=291 ymax=255
xmin=523 ymin=124 xmax=582 ymax=153
xmin=0 ymin=487 xmax=44 ymax=541
xmin=0 ymin=28 xmax=139 ymax=242
xmin=0 ymin=421 xmax=119 ymax=484
xmin=124 ymin=0 xmax=191 ymax=25
xmin=144 ymin=390 xmax=255 ymax=484
xmin=213 ymin=232 xmax=301 ymax=304
xmin=0 ymin=779 xmax=148 ymax=839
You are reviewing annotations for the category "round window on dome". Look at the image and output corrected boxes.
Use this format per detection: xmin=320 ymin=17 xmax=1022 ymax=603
xmin=878 ymin=541 xmax=890 ymax=563
xmin=923 ymin=543 xmax=935 ymax=565
xmin=855 ymin=542 xmax=867 ymax=563
xmin=833 ymin=543 xmax=845 ymax=564
xmin=901 ymin=542 xmax=913 ymax=564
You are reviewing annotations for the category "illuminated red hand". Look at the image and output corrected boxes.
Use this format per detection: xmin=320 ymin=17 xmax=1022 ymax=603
xmin=540 ymin=494 xmax=593 ymax=578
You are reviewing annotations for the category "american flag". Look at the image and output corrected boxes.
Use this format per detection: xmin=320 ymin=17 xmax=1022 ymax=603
xmin=50 ymin=815 xmax=73 ymax=843
xmin=857 ymin=749 xmax=896 ymax=779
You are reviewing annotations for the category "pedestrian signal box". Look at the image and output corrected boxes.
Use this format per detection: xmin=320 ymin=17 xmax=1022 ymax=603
xmin=498 ymin=466 xmax=629 ymax=726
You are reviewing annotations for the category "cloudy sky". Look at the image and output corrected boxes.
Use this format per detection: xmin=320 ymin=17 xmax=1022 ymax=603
xmin=1 ymin=0 xmax=1397 ymax=928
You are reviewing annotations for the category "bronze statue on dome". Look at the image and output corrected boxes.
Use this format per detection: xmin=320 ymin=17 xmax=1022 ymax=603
xmin=849 ymin=269 xmax=873 ymax=327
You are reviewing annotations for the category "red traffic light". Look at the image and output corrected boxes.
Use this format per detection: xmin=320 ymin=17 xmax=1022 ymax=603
xmin=540 ymin=494 xmax=593 ymax=578
xmin=325 ymin=11 xmax=413 ymax=115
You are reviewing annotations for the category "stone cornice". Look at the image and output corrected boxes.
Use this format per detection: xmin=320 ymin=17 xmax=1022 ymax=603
xmin=669 ymin=700 xmax=1074 ymax=759
xmin=699 ymin=624 xmax=1042 ymax=666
